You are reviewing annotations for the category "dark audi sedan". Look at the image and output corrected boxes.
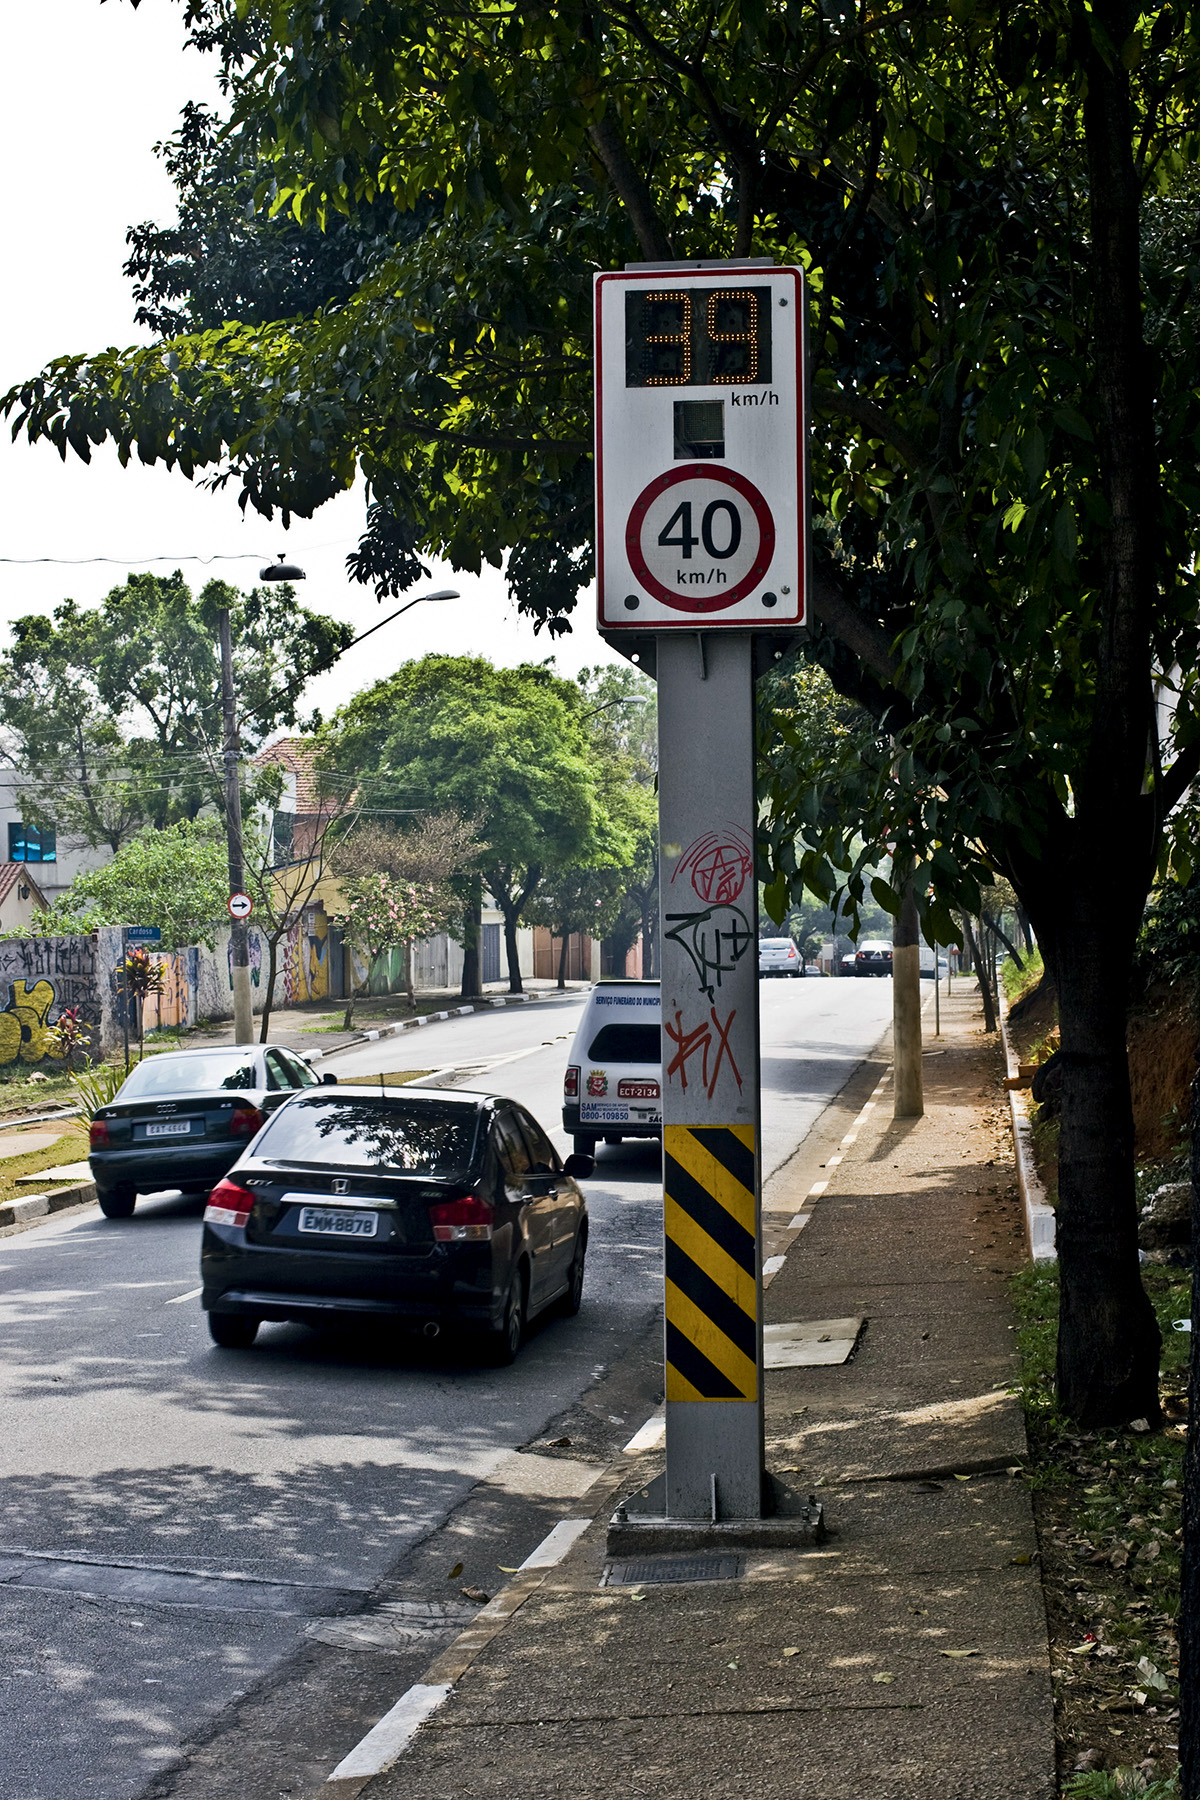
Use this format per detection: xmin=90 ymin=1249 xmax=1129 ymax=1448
xmin=89 ymin=1044 xmax=333 ymax=1218
xmin=200 ymin=1087 xmax=592 ymax=1362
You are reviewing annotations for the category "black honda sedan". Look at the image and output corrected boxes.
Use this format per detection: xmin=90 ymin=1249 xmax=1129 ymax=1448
xmin=89 ymin=1044 xmax=333 ymax=1218
xmin=199 ymin=1087 xmax=592 ymax=1362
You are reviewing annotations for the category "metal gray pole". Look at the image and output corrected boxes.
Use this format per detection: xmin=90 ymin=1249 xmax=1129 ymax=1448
xmin=219 ymin=609 xmax=254 ymax=1046
xmin=658 ymin=630 xmax=763 ymax=1521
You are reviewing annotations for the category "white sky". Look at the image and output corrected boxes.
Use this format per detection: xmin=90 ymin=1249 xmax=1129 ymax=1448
xmin=0 ymin=2 xmax=620 ymax=723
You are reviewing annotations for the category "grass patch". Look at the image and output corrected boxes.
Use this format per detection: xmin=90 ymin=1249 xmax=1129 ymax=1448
xmin=0 ymin=1125 xmax=90 ymax=1207
xmin=1011 ymin=1263 xmax=1186 ymax=1791
xmin=1003 ymin=947 xmax=1045 ymax=1003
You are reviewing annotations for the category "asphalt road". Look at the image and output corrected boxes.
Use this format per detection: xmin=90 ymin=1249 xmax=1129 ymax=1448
xmin=0 ymin=976 xmax=892 ymax=1800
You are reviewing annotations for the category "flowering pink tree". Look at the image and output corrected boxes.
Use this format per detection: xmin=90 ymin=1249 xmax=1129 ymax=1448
xmin=330 ymin=872 xmax=455 ymax=1024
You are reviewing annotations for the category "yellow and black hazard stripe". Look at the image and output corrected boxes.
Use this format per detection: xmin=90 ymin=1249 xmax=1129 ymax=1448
xmin=664 ymin=1123 xmax=758 ymax=1402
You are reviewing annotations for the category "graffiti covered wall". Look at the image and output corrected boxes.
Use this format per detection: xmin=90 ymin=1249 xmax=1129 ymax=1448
xmin=0 ymin=927 xmax=126 ymax=1066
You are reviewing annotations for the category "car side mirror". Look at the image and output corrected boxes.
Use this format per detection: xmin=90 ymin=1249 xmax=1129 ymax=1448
xmin=321 ymin=1072 xmax=338 ymax=1086
xmin=563 ymin=1153 xmax=594 ymax=1180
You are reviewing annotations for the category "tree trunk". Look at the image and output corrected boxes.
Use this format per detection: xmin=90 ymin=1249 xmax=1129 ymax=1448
xmin=557 ymin=928 xmax=570 ymax=991
xmin=961 ymin=917 xmax=996 ymax=1031
xmin=404 ymin=938 xmax=415 ymax=1007
xmin=1051 ymin=916 xmax=1162 ymax=1425
xmin=460 ymin=879 xmax=482 ymax=999
xmin=259 ymin=933 xmax=281 ymax=1043
xmin=892 ymin=866 xmax=923 ymax=1118
xmin=641 ymin=900 xmax=654 ymax=978
xmin=502 ymin=902 xmax=523 ymax=994
xmin=1180 ymin=1062 xmax=1200 ymax=1799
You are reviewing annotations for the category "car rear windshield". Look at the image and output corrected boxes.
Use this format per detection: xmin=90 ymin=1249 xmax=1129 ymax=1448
xmin=761 ymin=940 xmax=792 ymax=950
xmin=119 ymin=1054 xmax=260 ymax=1097
xmin=587 ymin=1023 xmax=662 ymax=1063
xmin=254 ymin=1096 xmax=479 ymax=1175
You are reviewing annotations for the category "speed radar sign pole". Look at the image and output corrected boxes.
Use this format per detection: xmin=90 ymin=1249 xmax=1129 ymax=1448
xmin=596 ymin=261 xmax=821 ymax=1545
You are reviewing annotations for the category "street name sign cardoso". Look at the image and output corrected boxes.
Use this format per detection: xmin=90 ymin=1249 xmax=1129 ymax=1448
xmin=594 ymin=262 xmax=810 ymax=1536
xmin=595 ymin=264 xmax=806 ymax=631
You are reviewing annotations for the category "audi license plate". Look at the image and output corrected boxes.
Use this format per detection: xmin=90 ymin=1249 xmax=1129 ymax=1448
xmin=298 ymin=1206 xmax=378 ymax=1239
xmin=145 ymin=1120 xmax=192 ymax=1137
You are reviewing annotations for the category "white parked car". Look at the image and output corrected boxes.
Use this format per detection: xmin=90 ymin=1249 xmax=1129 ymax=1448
xmin=758 ymin=937 xmax=801 ymax=978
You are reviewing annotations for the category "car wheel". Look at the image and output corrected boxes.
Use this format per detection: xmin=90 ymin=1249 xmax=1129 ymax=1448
xmin=560 ymin=1229 xmax=587 ymax=1316
xmin=208 ymin=1313 xmax=259 ymax=1349
xmin=487 ymin=1268 xmax=527 ymax=1365
xmin=97 ymin=1186 xmax=136 ymax=1219
xmin=573 ymin=1133 xmax=597 ymax=1157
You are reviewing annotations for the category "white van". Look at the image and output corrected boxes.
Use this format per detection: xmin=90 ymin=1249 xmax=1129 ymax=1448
xmin=563 ymin=979 xmax=661 ymax=1155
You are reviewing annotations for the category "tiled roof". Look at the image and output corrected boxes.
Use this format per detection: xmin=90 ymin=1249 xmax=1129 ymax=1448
xmin=0 ymin=863 xmax=49 ymax=909
xmin=253 ymin=737 xmax=343 ymax=814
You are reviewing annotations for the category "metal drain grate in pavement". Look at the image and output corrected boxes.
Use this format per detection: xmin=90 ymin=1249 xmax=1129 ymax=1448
xmin=606 ymin=1554 xmax=745 ymax=1586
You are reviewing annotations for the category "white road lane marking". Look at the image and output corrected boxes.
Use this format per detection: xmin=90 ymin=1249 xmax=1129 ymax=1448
xmin=326 ymin=1682 xmax=451 ymax=1783
xmin=518 ymin=1518 xmax=591 ymax=1569
xmin=165 ymin=1286 xmax=202 ymax=1305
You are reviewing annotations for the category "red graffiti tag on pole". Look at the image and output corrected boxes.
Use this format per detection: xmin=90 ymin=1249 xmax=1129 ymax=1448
xmin=673 ymin=827 xmax=753 ymax=906
xmin=665 ymin=1005 xmax=743 ymax=1099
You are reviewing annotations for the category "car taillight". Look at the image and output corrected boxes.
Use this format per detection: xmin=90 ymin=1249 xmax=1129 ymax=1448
xmin=230 ymin=1107 xmax=264 ymax=1138
xmin=564 ymin=1064 xmax=579 ymax=1100
xmin=89 ymin=1119 xmax=111 ymax=1149
xmin=204 ymin=1178 xmax=256 ymax=1228
xmin=428 ymin=1193 xmax=493 ymax=1242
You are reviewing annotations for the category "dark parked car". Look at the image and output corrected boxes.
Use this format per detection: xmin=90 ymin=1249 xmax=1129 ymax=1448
xmin=88 ymin=1044 xmax=333 ymax=1218
xmin=854 ymin=941 xmax=894 ymax=977
xmin=199 ymin=1087 xmax=592 ymax=1362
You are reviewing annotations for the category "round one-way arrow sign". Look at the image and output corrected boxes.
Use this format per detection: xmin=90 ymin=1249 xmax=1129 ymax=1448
xmin=227 ymin=891 xmax=253 ymax=921
xmin=625 ymin=464 xmax=775 ymax=613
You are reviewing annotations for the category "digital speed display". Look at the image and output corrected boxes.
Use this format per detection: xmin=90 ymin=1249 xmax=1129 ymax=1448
xmin=625 ymin=286 xmax=772 ymax=388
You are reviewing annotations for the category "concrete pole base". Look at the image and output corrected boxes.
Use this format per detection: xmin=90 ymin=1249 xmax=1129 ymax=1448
xmin=606 ymin=1471 xmax=825 ymax=1555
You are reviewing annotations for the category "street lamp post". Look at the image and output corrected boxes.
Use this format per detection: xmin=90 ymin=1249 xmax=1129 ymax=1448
xmin=219 ymin=606 xmax=254 ymax=1044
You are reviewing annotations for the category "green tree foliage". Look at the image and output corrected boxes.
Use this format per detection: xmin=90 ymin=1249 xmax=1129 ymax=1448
xmin=0 ymin=572 xmax=353 ymax=850
xmin=13 ymin=0 xmax=1200 ymax=1425
xmin=44 ymin=819 xmax=228 ymax=950
xmin=320 ymin=655 xmax=630 ymax=993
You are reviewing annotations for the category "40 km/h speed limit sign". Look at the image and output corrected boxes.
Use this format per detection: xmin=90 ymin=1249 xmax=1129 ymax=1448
xmin=627 ymin=465 xmax=775 ymax=611
xmin=595 ymin=263 xmax=807 ymax=632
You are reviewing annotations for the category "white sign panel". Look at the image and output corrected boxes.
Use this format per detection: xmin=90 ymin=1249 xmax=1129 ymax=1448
xmin=595 ymin=266 xmax=806 ymax=631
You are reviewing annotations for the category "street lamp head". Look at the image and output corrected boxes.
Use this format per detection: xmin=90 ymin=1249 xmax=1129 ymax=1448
xmin=260 ymin=551 xmax=307 ymax=581
xmin=421 ymin=588 xmax=459 ymax=603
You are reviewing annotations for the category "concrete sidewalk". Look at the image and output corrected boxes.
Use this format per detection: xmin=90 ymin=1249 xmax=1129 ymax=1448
xmin=324 ymin=987 xmax=1055 ymax=1800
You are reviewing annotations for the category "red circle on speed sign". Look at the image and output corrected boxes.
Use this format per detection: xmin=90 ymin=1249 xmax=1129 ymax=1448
xmin=625 ymin=463 xmax=775 ymax=612
xmin=228 ymin=891 xmax=253 ymax=921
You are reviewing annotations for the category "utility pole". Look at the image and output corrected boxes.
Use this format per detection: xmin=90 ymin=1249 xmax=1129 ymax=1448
xmin=219 ymin=608 xmax=254 ymax=1045
xmin=892 ymin=860 xmax=924 ymax=1117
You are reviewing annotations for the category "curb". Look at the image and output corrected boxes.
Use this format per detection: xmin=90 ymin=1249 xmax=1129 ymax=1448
xmin=308 ymin=989 xmax=588 ymax=1063
xmin=322 ymin=1455 xmax=635 ymax=1796
xmin=998 ymin=1003 xmax=1056 ymax=1263
xmin=0 ymin=1176 xmax=96 ymax=1229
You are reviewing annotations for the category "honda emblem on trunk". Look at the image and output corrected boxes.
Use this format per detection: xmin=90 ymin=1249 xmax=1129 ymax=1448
xmin=331 ymin=1178 xmax=349 ymax=1195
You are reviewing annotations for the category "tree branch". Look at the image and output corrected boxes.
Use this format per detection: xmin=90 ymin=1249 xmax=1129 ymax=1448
xmin=587 ymin=110 xmax=674 ymax=261
xmin=809 ymin=570 xmax=900 ymax=687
